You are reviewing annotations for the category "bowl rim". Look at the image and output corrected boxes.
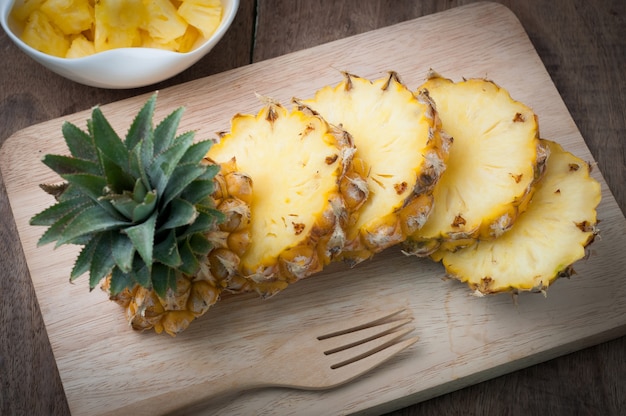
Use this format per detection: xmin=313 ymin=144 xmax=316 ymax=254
xmin=0 ymin=0 xmax=240 ymax=64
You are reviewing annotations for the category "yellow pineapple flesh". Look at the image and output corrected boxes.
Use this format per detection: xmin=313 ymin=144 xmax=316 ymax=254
xmin=299 ymin=72 xmax=450 ymax=264
xmin=405 ymin=73 xmax=548 ymax=256
xmin=433 ymin=139 xmax=601 ymax=294
xmin=206 ymin=99 xmax=367 ymax=297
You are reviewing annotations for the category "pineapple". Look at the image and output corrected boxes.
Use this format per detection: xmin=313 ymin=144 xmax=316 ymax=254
xmin=206 ymin=98 xmax=368 ymax=297
xmin=177 ymin=0 xmax=222 ymax=39
xmin=432 ymin=139 xmax=601 ymax=294
xmin=20 ymin=10 xmax=70 ymax=57
xmin=298 ymin=72 xmax=450 ymax=264
xmin=39 ymin=0 xmax=93 ymax=36
xmin=30 ymin=94 xmax=252 ymax=336
xmin=141 ymin=0 xmax=188 ymax=45
xmin=404 ymin=73 xmax=548 ymax=256
xmin=93 ymin=0 xmax=144 ymax=51
xmin=66 ymin=34 xmax=96 ymax=58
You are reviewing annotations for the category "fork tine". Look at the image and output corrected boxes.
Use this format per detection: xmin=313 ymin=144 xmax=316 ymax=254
xmin=317 ymin=307 xmax=408 ymax=340
xmin=328 ymin=326 xmax=417 ymax=369
xmin=320 ymin=317 xmax=413 ymax=354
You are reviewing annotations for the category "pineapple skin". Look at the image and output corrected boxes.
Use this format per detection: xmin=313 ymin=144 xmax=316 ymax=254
xmin=405 ymin=73 xmax=548 ymax=256
xmin=434 ymin=139 xmax=601 ymax=295
xmin=299 ymin=72 xmax=451 ymax=265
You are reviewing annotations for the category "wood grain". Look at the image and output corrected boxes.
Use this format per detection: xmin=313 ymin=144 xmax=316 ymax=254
xmin=1 ymin=1 xmax=625 ymax=415
xmin=1 ymin=3 xmax=625 ymax=415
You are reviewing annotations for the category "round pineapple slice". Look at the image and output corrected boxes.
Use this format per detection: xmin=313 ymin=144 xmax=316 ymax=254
xmin=206 ymin=99 xmax=367 ymax=295
xmin=298 ymin=72 xmax=450 ymax=265
xmin=405 ymin=73 xmax=548 ymax=255
xmin=434 ymin=139 xmax=601 ymax=294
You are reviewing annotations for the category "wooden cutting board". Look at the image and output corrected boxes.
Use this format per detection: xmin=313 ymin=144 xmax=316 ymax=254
xmin=2 ymin=3 xmax=625 ymax=415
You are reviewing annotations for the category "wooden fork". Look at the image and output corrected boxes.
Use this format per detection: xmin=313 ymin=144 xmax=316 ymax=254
xmin=146 ymin=308 xmax=418 ymax=415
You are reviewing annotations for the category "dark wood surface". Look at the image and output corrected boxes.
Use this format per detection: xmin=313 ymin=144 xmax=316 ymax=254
xmin=1 ymin=1 xmax=624 ymax=414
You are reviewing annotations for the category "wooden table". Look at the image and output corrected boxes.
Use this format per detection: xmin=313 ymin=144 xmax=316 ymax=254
xmin=1 ymin=1 xmax=624 ymax=414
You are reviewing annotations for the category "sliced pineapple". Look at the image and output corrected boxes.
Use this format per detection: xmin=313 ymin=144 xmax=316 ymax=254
xmin=298 ymin=72 xmax=450 ymax=264
xmin=206 ymin=99 xmax=367 ymax=297
xmin=404 ymin=73 xmax=548 ymax=256
xmin=433 ymin=139 xmax=601 ymax=294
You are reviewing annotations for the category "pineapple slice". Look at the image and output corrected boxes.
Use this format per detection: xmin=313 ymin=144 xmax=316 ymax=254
xmin=405 ymin=73 xmax=547 ymax=255
xmin=433 ymin=140 xmax=601 ymax=294
xmin=206 ymin=99 xmax=367 ymax=296
xmin=299 ymin=72 xmax=450 ymax=264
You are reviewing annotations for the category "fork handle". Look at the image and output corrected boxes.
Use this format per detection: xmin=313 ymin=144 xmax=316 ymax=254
xmin=105 ymin=365 xmax=267 ymax=415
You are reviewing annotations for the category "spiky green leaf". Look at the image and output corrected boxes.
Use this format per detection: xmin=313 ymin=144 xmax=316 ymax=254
xmin=62 ymin=121 xmax=98 ymax=162
xmin=108 ymin=268 xmax=135 ymax=296
xmin=153 ymin=230 xmax=182 ymax=267
xmin=89 ymin=233 xmax=117 ymax=290
xmin=111 ymin=233 xmax=135 ymax=273
xmin=151 ymin=263 xmax=176 ymax=298
xmin=131 ymin=257 xmax=152 ymax=289
xmin=71 ymin=236 xmax=98 ymax=281
xmin=90 ymin=107 xmax=131 ymax=177
xmin=161 ymin=164 xmax=206 ymax=209
xmin=126 ymin=94 xmax=156 ymax=150
xmin=158 ymin=198 xmax=197 ymax=231
xmin=149 ymin=133 xmax=195 ymax=195
xmin=123 ymin=210 xmax=157 ymax=268
xmin=30 ymin=196 xmax=91 ymax=226
xmin=177 ymin=238 xmax=200 ymax=275
xmin=179 ymin=139 xmax=213 ymax=165
xmin=42 ymin=154 xmax=101 ymax=176
xmin=153 ymin=106 xmax=184 ymax=157
xmin=56 ymin=205 xmax=128 ymax=246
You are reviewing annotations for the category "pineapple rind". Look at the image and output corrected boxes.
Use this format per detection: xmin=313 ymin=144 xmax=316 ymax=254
xmin=435 ymin=139 xmax=600 ymax=294
xmin=300 ymin=72 xmax=450 ymax=264
xmin=406 ymin=74 xmax=547 ymax=255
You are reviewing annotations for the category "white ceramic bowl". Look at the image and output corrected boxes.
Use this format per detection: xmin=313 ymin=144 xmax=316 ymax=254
xmin=0 ymin=0 xmax=239 ymax=89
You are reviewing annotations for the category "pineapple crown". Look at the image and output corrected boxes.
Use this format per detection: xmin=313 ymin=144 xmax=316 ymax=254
xmin=30 ymin=94 xmax=224 ymax=298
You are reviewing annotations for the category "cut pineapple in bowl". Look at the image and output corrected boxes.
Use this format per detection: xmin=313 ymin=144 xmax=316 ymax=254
xmin=0 ymin=0 xmax=239 ymax=88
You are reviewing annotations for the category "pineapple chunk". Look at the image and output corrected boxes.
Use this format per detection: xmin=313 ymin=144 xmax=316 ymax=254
xmin=176 ymin=26 xmax=202 ymax=53
xmin=141 ymin=0 xmax=188 ymax=44
xmin=207 ymin=100 xmax=367 ymax=295
xmin=177 ymin=0 xmax=222 ymax=39
xmin=10 ymin=0 xmax=46 ymax=25
xmin=405 ymin=73 xmax=547 ymax=255
xmin=94 ymin=0 xmax=144 ymax=51
xmin=433 ymin=140 xmax=601 ymax=294
xmin=20 ymin=10 xmax=70 ymax=57
xmin=66 ymin=34 xmax=96 ymax=58
xmin=299 ymin=72 xmax=450 ymax=264
xmin=39 ymin=0 xmax=93 ymax=35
